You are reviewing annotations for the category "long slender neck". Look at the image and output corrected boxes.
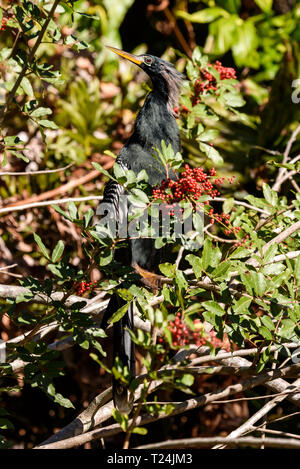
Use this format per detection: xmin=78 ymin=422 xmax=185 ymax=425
xmin=132 ymin=89 xmax=180 ymax=152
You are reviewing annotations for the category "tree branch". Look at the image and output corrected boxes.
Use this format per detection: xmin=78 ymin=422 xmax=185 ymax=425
xmin=36 ymin=363 xmax=300 ymax=449
xmin=134 ymin=436 xmax=300 ymax=449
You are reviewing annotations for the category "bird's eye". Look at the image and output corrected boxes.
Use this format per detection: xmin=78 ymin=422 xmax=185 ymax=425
xmin=144 ymin=56 xmax=153 ymax=66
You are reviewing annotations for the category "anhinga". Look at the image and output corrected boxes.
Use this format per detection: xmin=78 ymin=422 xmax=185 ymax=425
xmin=102 ymin=46 xmax=183 ymax=412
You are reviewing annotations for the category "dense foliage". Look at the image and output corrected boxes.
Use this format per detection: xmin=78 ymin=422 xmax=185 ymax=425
xmin=0 ymin=0 xmax=299 ymax=449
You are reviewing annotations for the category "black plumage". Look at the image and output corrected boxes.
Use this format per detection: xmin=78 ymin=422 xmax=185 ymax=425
xmin=101 ymin=47 xmax=183 ymax=412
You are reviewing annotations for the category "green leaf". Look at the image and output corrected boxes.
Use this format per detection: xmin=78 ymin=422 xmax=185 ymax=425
xmin=251 ymin=272 xmax=267 ymax=297
xmin=0 ymin=418 xmax=14 ymax=431
xmin=223 ymin=92 xmax=245 ymax=108
xmin=193 ymin=211 xmax=204 ymax=233
xmin=33 ymin=233 xmax=50 ymax=260
xmin=278 ymin=319 xmax=295 ymax=339
xmin=179 ymin=373 xmax=194 ymax=386
xmin=113 ymin=162 xmax=126 ymax=180
xmin=10 ymin=150 xmax=29 ymax=162
xmin=258 ymin=326 xmax=273 ymax=341
xmin=231 ymin=20 xmax=259 ymax=68
xmin=262 ymin=263 xmax=285 ymax=275
xmin=176 ymin=7 xmax=228 ymax=24
xmin=263 ymin=244 xmax=278 ymax=264
xmin=68 ymin=200 xmax=78 ymax=220
xmin=186 ymin=254 xmax=202 ymax=279
xmin=47 ymin=264 xmax=63 ymax=278
xmin=230 ymin=247 xmax=251 ymax=259
xmin=108 ymin=302 xmax=130 ymax=324
xmin=159 ymin=262 xmax=176 ymax=278
xmin=52 ymin=240 xmax=64 ymax=263
xmin=207 ymin=16 xmax=238 ymax=55
xmin=79 ymin=339 xmax=89 ymax=350
xmin=30 ymin=107 xmax=52 ymax=118
xmin=198 ymin=142 xmax=223 ymax=165
xmin=128 ymin=189 xmax=149 ymax=207
xmin=83 ymin=209 xmax=94 ymax=228
xmin=232 ymin=297 xmax=252 ymax=314
xmin=254 ymin=0 xmax=273 ymax=13
xmin=51 ymin=204 xmax=73 ymax=222
xmin=261 ymin=316 xmax=275 ymax=331
xmin=223 ymin=198 xmax=235 ymax=214
xmin=203 ymin=301 xmax=225 ymax=316
xmin=155 ymin=237 xmax=166 ymax=249
xmin=38 ymin=119 xmax=58 ymax=129
xmin=112 ymin=408 xmax=128 ymax=431
xmin=211 ymin=261 xmax=231 ymax=279
xmin=20 ymin=77 xmax=34 ymax=97
xmin=53 ymin=393 xmax=75 ymax=409
xmin=92 ymin=163 xmax=116 ymax=181
xmin=262 ymin=183 xmax=278 ymax=207
xmin=131 ymin=427 xmax=148 ymax=435
xmin=47 ymin=383 xmax=74 ymax=408
xmin=202 ymin=239 xmax=221 ymax=270
xmin=99 ymin=248 xmax=113 ymax=266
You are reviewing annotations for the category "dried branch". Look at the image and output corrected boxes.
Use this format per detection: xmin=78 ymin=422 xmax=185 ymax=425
xmin=219 ymin=355 xmax=300 ymax=409
xmin=252 ymin=426 xmax=300 ymax=440
xmin=213 ymin=197 xmax=271 ymax=215
xmin=262 ymin=220 xmax=300 ymax=255
xmin=272 ymin=124 xmax=300 ymax=192
xmin=36 ymin=363 xmax=300 ymax=449
xmin=1 ymin=167 xmax=106 ymax=210
xmin=0 ymin=196 xmax=102 ymax=215
xmin=213 ymin=377 xmax=300 ymax=449
xmin=134 ymin=436 xmax=300 ymax=449
xmin=0 ymin=163 xmax=73 ymax=177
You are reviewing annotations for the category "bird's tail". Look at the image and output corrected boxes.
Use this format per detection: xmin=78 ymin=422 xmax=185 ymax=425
xmin=102 ymin=294 xmax=135 ymax=413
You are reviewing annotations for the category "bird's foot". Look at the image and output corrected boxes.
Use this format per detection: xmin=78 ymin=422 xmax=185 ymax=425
xmin=132 ymin=263 xmax=163 ymax=292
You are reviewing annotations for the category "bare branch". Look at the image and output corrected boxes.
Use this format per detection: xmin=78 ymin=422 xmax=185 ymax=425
xmin=272 ymin=124 xmax=300 ymax=192
xmin=251 ymin=426 xmax=300 ymax=440
xmin=36 ymin=363 xmax=300 ymax=449
xmin=219 ymin=355 xmax=300 ymax=409
xmin=213 ymin=377 xmax=300 ymax=449
xmin=134 ymin=436 xmax=300 ymax=449
xmin=0 ymin=196 xmax=102 ymax=215
xmin=0 ymin=163 xmax=73 ymax=177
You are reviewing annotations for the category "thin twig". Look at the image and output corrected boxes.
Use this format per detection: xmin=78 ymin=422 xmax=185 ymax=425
xmin=213 ymin=197 xmax=271 ymax=215
xmin=251 ymin=426 xmax=300 ymax=440
xmin=0 ymin=196 xmax=102 ymax=215
xmin=0 ymin=163 xmax=73 ymax=177
xmin=212 ymin=377 xmax=300 ymax=449
xmin=272 ymin=125 xmax=300 ymax=192
xmin=135 ymin=436 xmax=300 ymax=449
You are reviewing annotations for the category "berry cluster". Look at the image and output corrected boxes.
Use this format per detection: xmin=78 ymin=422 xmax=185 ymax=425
xmin=159 ymin=312 xmax=230 ymax=351
xmin=234 ymin=234 xmax=252 ymax=248
xmin=152 ymin=165 xmax=220 ymax=208
xmin=193 ymin=60 xmax=237 ymax=101
xmin=209 ymin=207 xmax=230 ymax=226
xmin=76 ymin=280 xmax=98 ymax=296
xmin=0 ymin=18 xmax=7 ymax=32
xmin=151 ymin=165 xmax=248 ymax=244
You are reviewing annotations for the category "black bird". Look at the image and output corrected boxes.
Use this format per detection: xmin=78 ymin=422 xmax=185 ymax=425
xmin=101 ymin=46 xmax=183 ymax=412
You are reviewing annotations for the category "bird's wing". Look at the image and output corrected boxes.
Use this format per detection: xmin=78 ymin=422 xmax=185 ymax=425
xmin=97 ymin=176 xmax=128 ymax=238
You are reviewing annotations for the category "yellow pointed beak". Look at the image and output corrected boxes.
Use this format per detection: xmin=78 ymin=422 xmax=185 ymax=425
xmin=106 ymin=45 xmax=143 ymax=65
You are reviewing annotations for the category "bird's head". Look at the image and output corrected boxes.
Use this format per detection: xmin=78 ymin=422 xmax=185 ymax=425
xmin=107 ymin=45 xmax=184 ymax=116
